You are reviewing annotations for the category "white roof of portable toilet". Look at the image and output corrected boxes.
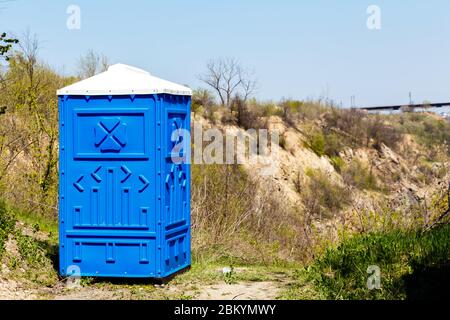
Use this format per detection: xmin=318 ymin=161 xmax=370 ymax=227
xmin=57 ymin=63 xmax=192 ymax=96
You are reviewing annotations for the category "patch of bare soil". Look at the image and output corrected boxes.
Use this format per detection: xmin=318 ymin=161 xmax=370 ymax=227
xmin=193 ymin=281 xmax=281 ymax=300
xmin=45 ymin=277 xmax=285 ymax=300
xmin=51 ymin=286 xmax=133 ymax=300
xmin=0 ymin=279 xmax=38 ymax=300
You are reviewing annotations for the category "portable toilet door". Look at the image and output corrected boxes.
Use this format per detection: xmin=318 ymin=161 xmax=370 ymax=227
xmin=57 ymin=64 xmax=192 ymax=279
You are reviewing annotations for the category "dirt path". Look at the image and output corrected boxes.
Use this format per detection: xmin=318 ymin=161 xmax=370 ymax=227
xmin=0 ymin=223 xmax=291 ymax=300
xmin=193 ymin=281 xmax=281 ymax=300
xmin=46 ymin=280 xmax=282 ymax=300
xmin=0 ymin=279 xmax=38 ymax=300
xmin=0 ymin=276 xmax=286 ymax=300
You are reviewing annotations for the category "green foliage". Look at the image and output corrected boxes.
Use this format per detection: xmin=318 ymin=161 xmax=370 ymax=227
xmin=0 ymin=48 xmax=74 ymax=217
xmin=306 ymin=128 xmax=346 ymax=160
xmin=303 ymin=224 xmax=450 ymax=300
xmin=280 ymin=99 xmax=328 ymax=125
xmin=304 ymin=168 xmax=351 ymax=218
xmin=0 ymin=201 xmax=15 ymax=259
xmin=397 ymin=113 xmax=450 ymax=156
xmin=191 ymin=163 xmax=260 ymax=261
xmin=192 ymin=88 xmax=215 ymax=115
xmin=307 ymin=130 xmax=325 ymax=157
xmin=228 ymin=98 xmax=273 ymax=130
xmin=330 ymin=156 xmax=345 ymax=173
xmin=323 ymin=132 xmax=345 ymax=157
xmin=0 ymin=33 xmax=18 ymax=61
xmin=13 ymin=207 xmax=58 ymax=238
xmin=223 ymin=266 xmax=237 ymax=284
xmin=259 ymin=102 xmax=283 ymax=117
xmin=323 ymin=109 xmax=402 ymax=150
xmin=174 ymin=259 xmax=296 ymax=287
xmin=14 ymin=231 xmax=58 ymax=286
xmin=192 ymin=163 xmax=312 ymax=263
xmin=366 ymin=115 xmax=402 ymax=150
xmin=342 ymin=160 xmax=379 ymax=191
xmin=0 ymin=200 xmax=58 ymax=286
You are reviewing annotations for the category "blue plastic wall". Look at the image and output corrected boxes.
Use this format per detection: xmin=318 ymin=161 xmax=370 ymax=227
xmin=58 ymin=94 xmax=191 ymax=278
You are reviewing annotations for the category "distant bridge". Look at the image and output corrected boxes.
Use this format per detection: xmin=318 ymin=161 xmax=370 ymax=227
xmin=360 ymin=102 xmax=450 ymax=112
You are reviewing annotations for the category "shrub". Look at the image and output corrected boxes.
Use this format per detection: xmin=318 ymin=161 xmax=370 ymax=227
xmin=307 ymin=131 xmax=325 ymax=157
xmin=0 ymin=201 xmax=15 ymax=259
xmin=280 ymin=99 xmax=304 ymax=126
xmin=259 ymin=102 xmax=283 ymax=118
xmin=306 ymin=128 xmax=346 ymax=160
xmin=415 ymin=160 xmax=438 ymax=185
xmin=323 ymin=132 xmax=345 ymax=157
xmin=192 ymin=88 xmax=215 ymax=115
xmin=234 ymin=98 xmax=258 ymax=130
xmin=0 ymin=201 xmax=58 ymax=286
xmin=323 ymin=108 xmax=366 ymax=145
xmin=366 ymin=115 xmax=402 ymax=150
xmin=280 ymin=99 xmax=329 ymax=125
xmin=303 ymin=224 xmax=450 ymax=300
xmin=205 ymin=104 xmax=220 ymax=124
xmin=398 ymin=113 xmax=450 ymax=156
xmin=230 ymin=97 xmax=269 ymax=130
xmin=191 ymin=163 xmax=319 ymax=263
xmin=323 ymin=109 xmax=401 ymax=150
xmin=330 ymin=156 xmax=345 ymax=173
xmin=342 ymin=160 xmax=379 ymax=191
xmin=14 ymin=231 xmax=58 ymax=286
xmin=303 ymin=169 xmax=351 ymax=218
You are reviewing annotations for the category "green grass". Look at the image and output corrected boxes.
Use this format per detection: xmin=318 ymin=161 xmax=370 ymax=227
xmin=330 ymin=156 xmax=345 ymax=173
xmin=291 ymin=224 xmax=450 ymax=300
xmin=75 ymin=261 xmax=298 ymax=300
xmin=0 ymin=200 xmax=59 ymax=286
xmin=171 ymin=254 xmax=300 ymax=286
xmin=3 ymin=197 xmax=449 ymax=300
xmin=0 ymin=201 xmax=15 ymax=259
xmin=14 ymin=231 xmax=59 ymax=286
xmin=14 ymin=210 xmax=58 ymax=243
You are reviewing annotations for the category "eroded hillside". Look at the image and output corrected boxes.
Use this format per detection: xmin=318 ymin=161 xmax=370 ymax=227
xmin=190 ymin=101 xmax=450 ymax=263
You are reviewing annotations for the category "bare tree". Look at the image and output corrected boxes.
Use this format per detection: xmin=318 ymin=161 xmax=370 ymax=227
xmin=17 ymin=30 xmax=39 ymax=88
xmin=199 ymin=57 xmax=257 ymax=107
xmin=77 ymin=49 xmax=109 ymax=79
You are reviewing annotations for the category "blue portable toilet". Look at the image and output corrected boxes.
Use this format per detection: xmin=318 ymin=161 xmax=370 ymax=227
xmin=57 ymin=64 xmax=192 ymax=279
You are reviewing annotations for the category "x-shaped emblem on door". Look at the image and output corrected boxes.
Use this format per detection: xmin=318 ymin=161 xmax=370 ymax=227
xmin=94 ymin=118 xmax=127 ymax=153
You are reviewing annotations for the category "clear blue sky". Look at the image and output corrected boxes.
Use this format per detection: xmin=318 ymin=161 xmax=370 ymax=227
xmin=1 ymin=0 xmax=450 ymax=107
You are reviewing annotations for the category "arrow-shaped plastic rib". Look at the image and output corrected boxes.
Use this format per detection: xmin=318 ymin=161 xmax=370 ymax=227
xmin=139 ymin=175 xmax=149 ymax=193
xmin=121 ymin=165 xmax=132 ymax=183
xmin=73 ymin=175 xmax=85 ymax=192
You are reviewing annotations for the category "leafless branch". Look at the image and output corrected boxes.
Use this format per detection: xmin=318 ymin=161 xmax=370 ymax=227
xmin=199 ymin=57 xmax=257 ymax=107
xmin=78 ymin=49 xmax=109 ymax=79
